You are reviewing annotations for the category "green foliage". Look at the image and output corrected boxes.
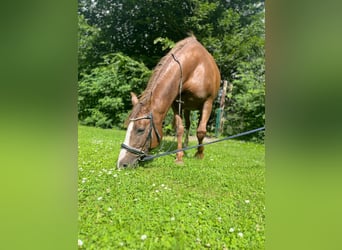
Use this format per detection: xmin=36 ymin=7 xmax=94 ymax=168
xmin=78 ymin=53 xmax=151 ymax=128
xmin=226 ymin=57 xmax=265 ymax=141
xmin=162 ymin=108 xmax=200 ymax=137
xmin=153 ymin=37 xmax=175 ymax=51
xmin=78 ymin=14 xmax=101 ymax=77
xmin=78 ymin=0 xmax=195 ymax=68
xmin=186 ymin=0 xmax=220 ymax=37
xmin=78 ymin=125 xmax=265 ymax=249
xmin=207 ymin=8 xmax=264 ymax=140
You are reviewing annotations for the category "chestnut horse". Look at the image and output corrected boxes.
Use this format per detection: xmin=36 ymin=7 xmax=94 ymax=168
xmin=117 ymin=36 xmax=220 ymax=168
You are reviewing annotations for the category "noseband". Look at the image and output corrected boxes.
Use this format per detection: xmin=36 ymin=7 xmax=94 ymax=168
xmin=121 ymin=112 xmax=161 ymax=161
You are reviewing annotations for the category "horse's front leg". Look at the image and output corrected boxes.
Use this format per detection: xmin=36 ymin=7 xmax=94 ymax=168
xmin=195 ymin=100 xmax=213 ymax=159
xmin=172 ymin=108 xmax=184 ymax=164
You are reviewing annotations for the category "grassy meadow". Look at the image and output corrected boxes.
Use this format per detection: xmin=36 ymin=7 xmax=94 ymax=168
xmin=78 ymin=125 xmax=265 ymax=249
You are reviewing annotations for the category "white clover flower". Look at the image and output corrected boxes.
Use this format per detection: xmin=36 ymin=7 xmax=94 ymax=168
xmin=107 ymin=207 xmax=112 ymax=211
xmin=97 ymin=196 xmax=103 ymax=201
xmin=78 ymin=239 xmax=83 ymax=247
xmin=217 ymin=217 xmax=222 ymax=222
xmin=141 ymin=234 xmax=147 ymax=240
xmin=229 ymin=227 xmax=235 ymax=232
xmin=170 ymin=216 xmax=175 ymax=221
xmin=245 ymin=199 xmax=250 ymax=204
xmin=161 ymin=184 xmax=165 ymax=187
xmin=238 ymin=232 xmax=244 ymax=238
xmin=113 ymin=174 xmax=118 ymax=178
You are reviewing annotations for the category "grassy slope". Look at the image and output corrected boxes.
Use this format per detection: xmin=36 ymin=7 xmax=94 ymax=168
xmin=78 ymin=125 xmax=265 ymax=249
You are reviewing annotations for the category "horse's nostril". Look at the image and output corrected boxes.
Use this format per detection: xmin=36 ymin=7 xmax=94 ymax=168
xmin=122 ymin=163 xmax=128 ymax=168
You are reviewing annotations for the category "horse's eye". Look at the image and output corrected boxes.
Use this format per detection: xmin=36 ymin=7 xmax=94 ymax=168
xmin=137 ymin=128 xmax=145 ymax=134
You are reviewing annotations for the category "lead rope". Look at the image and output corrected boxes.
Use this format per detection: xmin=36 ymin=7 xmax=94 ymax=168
xmin=171 ymin=53 xmax=183 ymax=115
xmin=141 ymin=126 xmax=265 ymax=162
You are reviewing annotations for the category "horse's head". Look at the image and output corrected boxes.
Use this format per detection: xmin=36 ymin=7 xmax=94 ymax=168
xmin=117 ymin=93 xmax=161 ymax=169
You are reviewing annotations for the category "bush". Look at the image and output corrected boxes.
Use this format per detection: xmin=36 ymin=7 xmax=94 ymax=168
xmin=78 ymin=53 xmax=151 ymax=128
xmin=224 ymin=57 xmax=265 ymax=141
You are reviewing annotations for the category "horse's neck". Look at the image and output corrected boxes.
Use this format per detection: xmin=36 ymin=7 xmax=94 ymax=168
xmin=147 ymin=53 xmax=184 ymax=133
xmin=150 ymin=79 xmax=180 ymax=127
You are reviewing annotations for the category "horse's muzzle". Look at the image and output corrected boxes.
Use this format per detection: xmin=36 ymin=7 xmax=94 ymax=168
xmin=117 ymin=158 xmax=138 ymax=169
xmin=117 ymin=149 xmax=140 ymax=169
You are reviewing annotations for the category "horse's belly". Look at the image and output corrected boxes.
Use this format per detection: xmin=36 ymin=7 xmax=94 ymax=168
xmin=177 ymin=94 xmax=206 ymax=110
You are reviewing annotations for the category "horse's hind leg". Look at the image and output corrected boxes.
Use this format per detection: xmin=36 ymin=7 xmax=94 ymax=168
xmin=195 ymin=100 xmax=213 ymax=159
xmin=184 ymin=110 xmax=191 ymax=147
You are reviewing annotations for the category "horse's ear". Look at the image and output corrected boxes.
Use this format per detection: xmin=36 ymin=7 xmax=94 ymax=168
xmin=131 ymin=92 xmax=138 ymax=106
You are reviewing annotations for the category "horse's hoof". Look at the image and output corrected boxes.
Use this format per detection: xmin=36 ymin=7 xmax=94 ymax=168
xmin=194 ymin=153 xmax=204 ymax=159
xmin=175 ymin=159 xmax=184 ymax=165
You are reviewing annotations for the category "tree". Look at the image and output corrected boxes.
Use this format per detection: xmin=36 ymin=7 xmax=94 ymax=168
xmin=78 ymin=53 xmax=151 ymax=128
xmin=78 ymin=13 xmax=102 ymax=77
xmin=78 ymin=0 xmax=195 ymax=68
xmin=226 ymin=56 xmax=265 ymax=141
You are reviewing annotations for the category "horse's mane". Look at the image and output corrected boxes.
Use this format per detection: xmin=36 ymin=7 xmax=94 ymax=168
xmin=140 ymin=35 xmax=197 ymax=104
xmin=128 ymin=35 xmax=197 ymax=121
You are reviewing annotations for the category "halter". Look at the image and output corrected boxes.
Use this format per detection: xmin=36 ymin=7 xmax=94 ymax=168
xmin=120 ymin=112 xmax=161 ymax=160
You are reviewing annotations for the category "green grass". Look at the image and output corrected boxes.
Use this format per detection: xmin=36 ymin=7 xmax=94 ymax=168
xmin=78 ymin=125 xmax=265 ymax=249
